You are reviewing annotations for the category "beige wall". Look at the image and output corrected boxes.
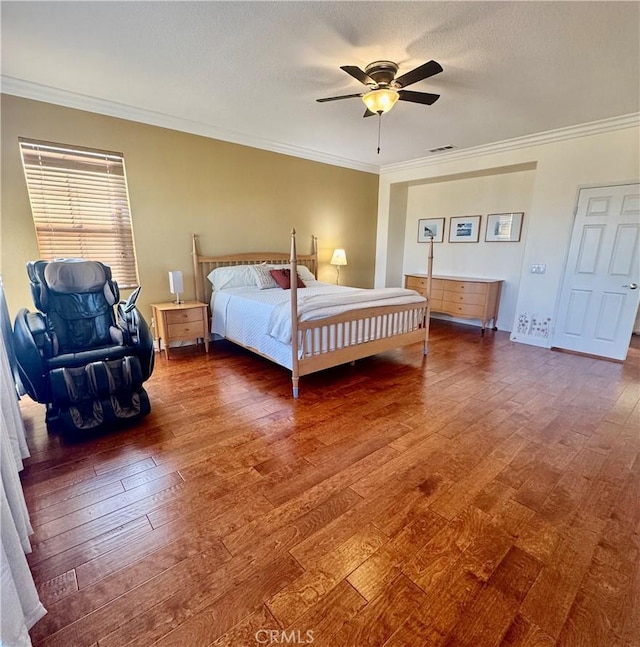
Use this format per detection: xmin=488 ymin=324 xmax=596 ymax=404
xmin=1 ymin=94 xmax=378 ymax=322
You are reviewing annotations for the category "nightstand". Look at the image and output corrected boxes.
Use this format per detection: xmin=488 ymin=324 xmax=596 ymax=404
xmin=150 ymin=301 xmax=209 ymax=359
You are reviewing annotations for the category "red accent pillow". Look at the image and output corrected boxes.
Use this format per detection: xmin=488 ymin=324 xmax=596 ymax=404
xmin=269 ymin=268 xmax=305 ymax=290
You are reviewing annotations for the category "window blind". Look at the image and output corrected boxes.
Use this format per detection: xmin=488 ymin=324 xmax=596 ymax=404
xmin=19 ymin=138 xmax=139 ymax=288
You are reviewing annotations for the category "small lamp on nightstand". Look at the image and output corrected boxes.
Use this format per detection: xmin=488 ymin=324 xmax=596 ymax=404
xmin=330 ymin=248 xmax=347 ymax=285
xmin=168 ymin=270 xmax=184 ymax=304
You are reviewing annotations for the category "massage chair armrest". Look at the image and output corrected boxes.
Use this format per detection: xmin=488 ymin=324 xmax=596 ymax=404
xmin=117 ymin=286 xmax=141 ymax=331
xmin=116 ymin=287 xmax=153 ymax=379
xmin=132 ymin=308 xmax=155 ymax=379
xmin=13 ymin=308 xmax=50 ymax=402
xmin=116 ymin=287 xmax=137 ymax=343
xmin=117 ymin=306 xmax=154 ymax=379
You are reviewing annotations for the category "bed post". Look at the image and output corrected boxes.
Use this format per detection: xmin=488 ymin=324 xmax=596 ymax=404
xmin=290 ymin=228 xmax=300 ymax=398
xmin=424 ymin=234 xmax=434 ymax=355
xmin=192 ymin=233 xmax=203 ymax=303
xmin=311 ymin=235 xmax=319 ymax=279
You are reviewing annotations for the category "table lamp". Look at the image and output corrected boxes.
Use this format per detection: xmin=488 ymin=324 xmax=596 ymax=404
xmin=330 ymin=249 xmax=347 ymax=284
xmin=168 ymin=270 xmax=184 ymax=304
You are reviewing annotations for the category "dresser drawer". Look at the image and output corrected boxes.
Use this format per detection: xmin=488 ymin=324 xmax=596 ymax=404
xmin=442 ymin=290 xmax=486 ymax=306
xmin=405 ymin=276 xmax=444 ymax=300
xmin=165 ymin=308 xmax=204 ymax=325
xmin=405 ymin=276 xmax=428 ymax=296
xmin=441 ymin=301 xmax=486 ymax=319
xmin=167 ymin=321 xmax=205 ymax=337
xmin=443 ymin=281 xmax=488 ymax=295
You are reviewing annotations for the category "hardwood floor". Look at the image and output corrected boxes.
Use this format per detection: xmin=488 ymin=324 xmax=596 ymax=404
xmin=19 ymin=320 xmax=640 ymax=646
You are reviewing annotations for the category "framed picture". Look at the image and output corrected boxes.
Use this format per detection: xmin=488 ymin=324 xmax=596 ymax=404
xmin=417 ymin=218 xmax=445 ymax=243
xmin=485 ymin=212 xmax=524 ymax=242
xmin=448 ymin=215 xmax=481 ymax=243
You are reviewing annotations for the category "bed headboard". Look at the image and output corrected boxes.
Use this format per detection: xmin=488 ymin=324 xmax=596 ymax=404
xmin=191 ymin=232 xmax=319 ymax=304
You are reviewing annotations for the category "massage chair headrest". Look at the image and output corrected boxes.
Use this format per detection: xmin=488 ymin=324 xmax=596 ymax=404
xmin=27 ymin=259 xmax=118 ymax=312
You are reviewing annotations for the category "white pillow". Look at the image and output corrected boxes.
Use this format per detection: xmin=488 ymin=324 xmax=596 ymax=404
xmin=296 ymin=264 xmax=316 ymax=282
xmin=207 ymin=265 xmax=258 ymax=291
xmin=250 ymin=264 xmax=278 ymax=290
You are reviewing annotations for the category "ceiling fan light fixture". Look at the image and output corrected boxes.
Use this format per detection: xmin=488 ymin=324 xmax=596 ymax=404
xmin=362 ymin=88 xmax=399 ymax=114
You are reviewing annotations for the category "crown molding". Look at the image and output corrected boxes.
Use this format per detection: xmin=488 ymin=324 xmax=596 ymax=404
xmin=381 ymin=113 xmax=640 ymax=175
xmin=3 ymin=76 xmax=638 ymax=178
xmin=0 ymin=76 xmax=379 ymax=174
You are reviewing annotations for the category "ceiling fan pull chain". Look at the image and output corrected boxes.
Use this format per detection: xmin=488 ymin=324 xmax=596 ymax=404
xmin=377 ymin=113 xmax=382 ymax=154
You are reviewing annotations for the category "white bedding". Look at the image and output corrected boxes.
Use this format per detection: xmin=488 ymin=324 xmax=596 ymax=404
xmin=211 ymin=283 xmax=426 ymax=370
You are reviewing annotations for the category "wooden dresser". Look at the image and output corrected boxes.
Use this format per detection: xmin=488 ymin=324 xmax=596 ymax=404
xmin=405 ymin=274 xmax=503 ymax=332
xmin=150 ymin=301 xmax=209 ymax=359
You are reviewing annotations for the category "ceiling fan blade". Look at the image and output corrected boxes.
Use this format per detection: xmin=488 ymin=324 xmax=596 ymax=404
xmin=363 ymin=108 xmax=376 ymax=118
xmin=340 ymin=65 xmax=375 ymax=86
xmin=398 ymin=90 xmax=440 ymax=105
xmin=394 ymin=60 xmax=443 ymax=88
xmin=316 ymin=93 xmax=364 ymax=103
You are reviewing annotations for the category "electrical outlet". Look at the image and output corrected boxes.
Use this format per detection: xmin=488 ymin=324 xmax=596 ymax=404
xmin=531 ymin=264 xmax=546 ymax=274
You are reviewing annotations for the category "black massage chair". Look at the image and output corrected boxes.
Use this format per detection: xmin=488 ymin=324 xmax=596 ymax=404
xmin=13 ymin=259 xmax=154 ymax=433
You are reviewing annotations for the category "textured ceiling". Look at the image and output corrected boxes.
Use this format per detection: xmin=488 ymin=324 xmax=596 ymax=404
xmin=2 ymin=1 xmax=639 ymax=171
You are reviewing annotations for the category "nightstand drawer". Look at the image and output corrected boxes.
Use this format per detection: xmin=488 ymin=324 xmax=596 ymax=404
xmin=167 ymin=321 xmax=205 ymax=337
xmin=165 ymin=308 xmax=204 ymax=324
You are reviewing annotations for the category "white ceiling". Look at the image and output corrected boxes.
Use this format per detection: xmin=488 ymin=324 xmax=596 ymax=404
xmin=2 ymin=1 xmax=639 ymax=172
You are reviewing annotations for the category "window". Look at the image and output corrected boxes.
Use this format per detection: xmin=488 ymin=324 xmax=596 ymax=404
xmin=19 ymin=138 xmax=139 ymax=288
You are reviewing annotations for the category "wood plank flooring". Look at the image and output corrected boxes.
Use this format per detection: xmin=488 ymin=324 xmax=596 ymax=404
xmin=19 ymin=320 xmax=640 ymax=646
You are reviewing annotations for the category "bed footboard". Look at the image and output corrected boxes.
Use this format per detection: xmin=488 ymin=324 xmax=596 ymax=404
xmin=294 ymin=302 xmax=428 ymax=376
xmin=288 ymin=229 xmax=432 ymax=398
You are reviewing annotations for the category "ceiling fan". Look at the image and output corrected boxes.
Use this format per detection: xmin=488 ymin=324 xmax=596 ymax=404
xmin=317 ymin=59 xmax=443 ymax=117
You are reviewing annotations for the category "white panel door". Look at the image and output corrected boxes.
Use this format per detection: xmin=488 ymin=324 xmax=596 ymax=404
xmin=553 ymin=184 xmax=640 ymax=361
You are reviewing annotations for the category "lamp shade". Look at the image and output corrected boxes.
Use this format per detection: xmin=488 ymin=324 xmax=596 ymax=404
xmin=362 ymin=89 xmax=400 ymax=114
xmin=330 ymin=249 xmax=347 ymax=266
xmin=168 ymin=270 xmax=184 ymax=295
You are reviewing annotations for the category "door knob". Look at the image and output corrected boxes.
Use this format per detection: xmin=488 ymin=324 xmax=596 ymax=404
xmin=623 ymin=282 xmax=638 ymax=289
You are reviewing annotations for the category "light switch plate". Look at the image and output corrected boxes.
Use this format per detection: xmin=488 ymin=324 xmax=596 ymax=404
xmin=531 ymin=264 xmax=547 ymax=274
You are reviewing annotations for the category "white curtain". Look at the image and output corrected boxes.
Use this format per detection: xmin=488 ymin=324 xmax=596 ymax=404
xmin=0 ymin=278 xmax=46 ymax=646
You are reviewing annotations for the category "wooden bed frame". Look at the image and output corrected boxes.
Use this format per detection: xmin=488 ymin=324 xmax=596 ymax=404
xmin=192 ymin=230 xmax=433 ymax=397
